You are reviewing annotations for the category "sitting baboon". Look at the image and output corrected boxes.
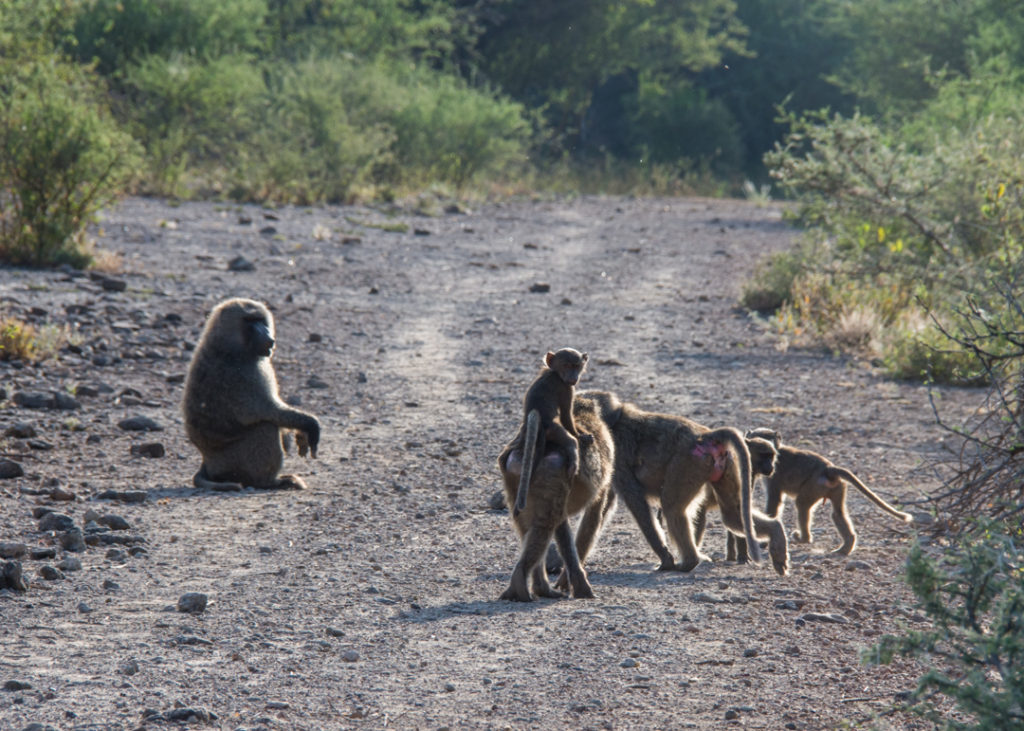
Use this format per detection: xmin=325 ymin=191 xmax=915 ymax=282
xmin=512 ymin=348 xmax=591 ymax=517
xmin=183 ymin=298 xmax=321 ymax=491
xmin=583 ymin=391 xmax=789 ymax=576
xmin=745 ymin=428 xmax=913 ymax=555
xmin=497 ymin=394 xmax=615 ymax=602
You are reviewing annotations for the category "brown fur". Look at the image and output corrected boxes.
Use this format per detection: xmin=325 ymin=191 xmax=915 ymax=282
xmin=512 ymin=348 xmax=591 ymax=517
xmin=745 ymin=428 xmax=913 ymax=555
xmin=183 ymin=298 xmax=320 ymax=491
xmin=497 ymin=394 xmax=614 ymax=602
xmin=582 ymin=391 xmax=789 ymax=576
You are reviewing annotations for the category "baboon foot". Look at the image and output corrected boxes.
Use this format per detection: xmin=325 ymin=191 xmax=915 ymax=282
xmin=270 ymin=474 xmax=307 ymax=490
xmin=499 ymin=586 xmax=534 ymax=602
xmin=535 ymin=585 xmax=566 ymax=600
xmin=791 ymin=531 xmax=811 ymax=544
xmin=770 ymin=542 xmax=790 ymax=576
xmin=832 ymin=542 xmax=856 ymax=556
xmin=676 ymin=557 xmax=701 ymax=573
xmin=657 ymin=559 xmax=676 ymax=572
xmin=571 ymin=580 xmax=595 ymax=599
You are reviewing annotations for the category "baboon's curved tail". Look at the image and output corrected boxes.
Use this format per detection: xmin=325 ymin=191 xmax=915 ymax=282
xmin=514 ymin=410 xmax=542 ymax=516
xmin=829 ymin=467 xmax=913 ymax=523
xmin=706 ymin=427 xmax=763 ymax=565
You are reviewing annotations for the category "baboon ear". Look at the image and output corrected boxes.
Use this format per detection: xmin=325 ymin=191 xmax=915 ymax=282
xmin=544 ymin=351 xmax=555 ymax=366
xmin=581 ymin=352 xmax=589 ymax=364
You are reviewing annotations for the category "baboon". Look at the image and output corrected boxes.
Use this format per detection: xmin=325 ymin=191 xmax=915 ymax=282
xmin=693 ymin=433 xmax=778 ymax=563
xmin=497 ymin=393 xmax=615 ymax=602
xmin=512 ymin=348 xmax=591 ymax=517
xmin=582 ymin=391 xmax=789 ymax=576
xmin=745 ymin=428 xmax=913 ymax=555
xmin=183 ymin=298 xmax=321 ymax=491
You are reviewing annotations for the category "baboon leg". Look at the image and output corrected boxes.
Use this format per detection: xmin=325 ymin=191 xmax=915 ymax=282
xmin=500 ymin=524 xmax=554 ymax=602
xmin=617 ymin=475 xmax=676 ymax=570
xmin=752 ymin=510 xmax=789 ymax=576
xmin=575 ymin=488 xmax=616 ymax=565
xmin=829 ymin=486 xmax=858 ymax=555
xmin=692 ymin=501 xmax=710 ymax=547
xmin=765 ymin=482 xmax=784 ymax=519
xmin=794 ymin=495 xmax=818 ymax=544
xmin=531 ymin=560 xmax=563 ymax=599
xmin=545 ymin=422 xmax=580 ymax=475
xmin=553 ymin=521 xmax=593 ymax=599
xmin=663 ymin=497 xmax=703 ymax=572
xmin=728 ymin=533 xmax=751 ymax=563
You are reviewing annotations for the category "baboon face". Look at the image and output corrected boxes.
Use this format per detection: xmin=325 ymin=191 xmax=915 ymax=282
xmin=210 ymin=299 xmax=276 ymax=358
xmin=746 ymin=437 xmax=778 ymax=477
xmin=545 ymin=348 xmax=589 ymax=386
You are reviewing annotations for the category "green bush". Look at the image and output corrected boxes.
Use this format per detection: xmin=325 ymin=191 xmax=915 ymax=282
xmin=0 ymin=62 xmax=139 ymax=267
xmin=740 ymin=250 xmax=804 ymax=312
xmin=867 ymin=525 xmax=1024 ymax=728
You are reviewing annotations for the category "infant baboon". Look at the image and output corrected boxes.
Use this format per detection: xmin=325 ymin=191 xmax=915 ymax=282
xmin=497 ymin=394 xmax=615 ymax=602
xmin=512 ymin=348 xmax=591 ymax=517
xmin=183 ymin=298 xmax=321 ymax=491
xmin=745 ymin=428 xmax=913 ymax=555
xmin=584 ymin=390 xmax=789 ymax=576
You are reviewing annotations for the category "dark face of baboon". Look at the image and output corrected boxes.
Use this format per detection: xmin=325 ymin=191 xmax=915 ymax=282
xmin=745 ymin=436 xmax=778 ymax=477
xmin=204 ymin=299 xmax=276 ymax=359
xmin=544 ymin=348 xmax=588 ymax=386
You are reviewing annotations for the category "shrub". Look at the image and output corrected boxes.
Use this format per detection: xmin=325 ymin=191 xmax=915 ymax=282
xmin=866 ymin=526 xmax=1024 ymax=729
xmin=0 ymin=62 xmax=139 ymax=267
xmin=740 ymin=250 xmax=804 ymax=312
xmin=0 ymin=315 xmax=67 ymax=362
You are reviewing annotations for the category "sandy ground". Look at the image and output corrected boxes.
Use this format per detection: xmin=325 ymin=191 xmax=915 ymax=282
xmin=0 ymin=195 xmax=978 ymax=730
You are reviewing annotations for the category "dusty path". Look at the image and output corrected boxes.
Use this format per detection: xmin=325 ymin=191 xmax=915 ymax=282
xmin=0 ymin=195 xmax=975 ymax=729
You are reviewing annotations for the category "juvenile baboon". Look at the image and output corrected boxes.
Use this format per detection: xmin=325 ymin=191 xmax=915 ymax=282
xmin=497 ymin=394 xmax=615 ymax=602
xmin=183 ymin=298 xmax=321 ymax=491
xmin=745 ymin=428 xmax=913 ymax=555
xmin=583 ymin=391 xmax=789 ymax=576
xmin=512 ymin=348 xmax=591 ymax=517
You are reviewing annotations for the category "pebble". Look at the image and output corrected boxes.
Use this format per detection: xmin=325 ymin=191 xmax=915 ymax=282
xmin=38 ymin=512 xmax=74 ymax=532
xmin=3 ymin=423 xmax=36 ymax=438
xmin=77 ymin=602 xmax=92 ymax=613
xmin=341 ymin=650 xmax=360 ymax=662
xmin=444 ymin=683 xmax=455 ymax=692
xmin=325 ymin=627 xmax=345 ymax=637
xmin=800 ymin=612 xmax=849 ymax=624
xmin=177 ymin=592 xmax=208 ymax=614
xmin=105 ymin=549 xmax=127 ymax=562
xmin=95 ymin=489 xmax=147 ymax=503
xmin=57 ymin=557 xmax=82 ymax=572
xmin=0 ymin=542 xmax=27 ymax=559
xmin=774 ymin=599 xmax=805 ymax=611
xmin=59 ymin=529 xmax=86 ymax=553
xmin=845 ymin=560 xmax=872 ymax=571
xmin=130 ymin=442 xmax=165 ymax=458
xmin=228 ymin=255 xmax=256 ymax=271
xmin=103 ymin=579 xmax=120 ymax=591
xmin=0 ymin=460 xmax=24 ymax=479
xmin=724 ymin=709 xmax=740 ymax=720
xmin=117 ymin=415 xmax=163 ymax=432
xmin=0 ymin=561 xmax=28 ymax=591
xmin=307 ymin=376 xmax=329 ymax=389
xmin=30 ymin=547 xmax=56 ymax=560
xmin=99 ymin=514 xmax=131 ymax=531
xmin=3 ymin=680 xmax=31 ymax=691
xmin=529 ymin=282 xmax=551 ymax=293
xmin=692 ymin=592 xmax=727 ymax=604
xmin=12 ymin=391 xmax=54 ymax=409
xmin=38 ymin=565 xmax=64 ymax=581
xmin=49 ymin=484 xmax=76 ymax=501
xmin=100 ymin=277 xmax=127 ymax=292
xmin=619 ymin=658 xmax=639 ymax=668
xmin=118 ymin=660 xmax=139 ymax=676
xmin=743 ymin=648 xmax=758 ymax=658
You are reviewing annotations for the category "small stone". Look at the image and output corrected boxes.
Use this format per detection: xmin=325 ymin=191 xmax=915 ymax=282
xmin=228 ymin=255 xmax=256 ymax=272
xmin=743 ymin=648 xmax=758 ymax=658
xmin=49 ymin=484 xmax=76 ymax=501
xmin=692 ymin=592 xmax=728 ymax=604
xmin=3 ymin=680 xmax=31 ymax=691
xmin=487 ymin=490 xmax=507 ymax=511
xmin=38 ymin=565 xmax=64 ymax=581
xmin=77 ymin=602 xmax=92 ymax=613
xmin=128 ymin=546 xmax=149 ymax=557
xmin=130 ymin=442 xmax=165 ymax=458
xmin=30 ymin=547 xmax=56 ymax=560
xmin=0 ymin=542 xmax=27 ymax=559
xmin=266 ymin=701 xmax=290 ymax=710
xmin=12 ymin=391 xmax=53 ymax=409
xmin=38 ymin=512 xmax=74 ymax=532
xmin=119 ymin=659 xmax=139 ymax=676
xmin=619 ymin=658 xmax=639 ymax=668
xmin=800 ymin=612 xmax=849 ymax=624
xmin=341 ymin=650 xmax=360 ymax=662
xmin=59 ymin=529 xmax=86 ymax=553
xmin=117 ymin=415 xmax=163 ymax=432
xmin=53 ymin=392 xmax=81 ymax=410
xmin=57 ymin=556 xmax=83 ymax=572
xmin=1 ymin=561 xmax=29 ymax=591
xmin=443 ymin=682 xmax=455 ymax=692
xmin=99 ymin=514 xmax=131 ymax=531
xmin=306 ymin=376 xmax=329 ymax=389
xmin=845 ymin=560 xmax=872 ymax=571
xmin=724 ymin=709 xmax=740 ymax=720
xmin=529 ymin=282 xmax=551 ymax=293
xmin=325 ymin=627 xmax=345 ymax=637
xmin=3 ymin=423 xmax=36 ymax=438
xmin=177 ymin=592 xmax=208 ymax=614
xmin=0 ymin=460 xmax=24 ymax=479
xmin=101 ymin=277 xmax=127 ymax=292
xmin=103 ymin=579 xmax=120 ymax=591
xmin=106 ymin=549 xmax=127 ymax=562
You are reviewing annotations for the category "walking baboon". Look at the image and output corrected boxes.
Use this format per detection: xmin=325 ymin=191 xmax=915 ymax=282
xmin=512 ymin=348 xmax=591 ymax=517
xmin=497 ymin=393 xmax=615 ymax=602
xmin=183 ymin=298 xmax=321 ymax=491
xmin=745 ymin=428 xmax=913 ymax=555
xmin=583 ymin=391 xmax=789 ymax=576
xmin=694 ymin=433 xmax=778 ymax=563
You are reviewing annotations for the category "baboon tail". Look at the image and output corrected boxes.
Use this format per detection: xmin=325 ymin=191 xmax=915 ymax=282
xmin=514 ymin=410 xmax=541 ymax=515
xmin=193 ymin=465 xmax=244 ymax=492
xmin=829 ymin=467 xmax=913 ymax=522
xmin=715 ymin=427 xmax=763 ymax=564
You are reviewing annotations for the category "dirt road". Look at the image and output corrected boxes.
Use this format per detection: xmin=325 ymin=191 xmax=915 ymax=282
xmin=0 ymin=195 xmax=973 ymax=729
